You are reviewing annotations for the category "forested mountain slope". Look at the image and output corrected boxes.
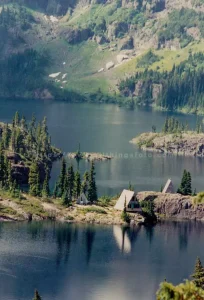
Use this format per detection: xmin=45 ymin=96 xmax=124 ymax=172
xmin=0 ymin=0 xmax=203 ymax=111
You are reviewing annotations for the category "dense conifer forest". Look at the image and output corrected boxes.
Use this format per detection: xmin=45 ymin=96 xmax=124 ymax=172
xmin=0 ymin=112 xmax=98 ymax=204
xmin=119 ymin=52 xmax=204 ymax=112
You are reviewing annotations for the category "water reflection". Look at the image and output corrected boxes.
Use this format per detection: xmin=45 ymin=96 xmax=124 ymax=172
xmin=144 ymin=225 xmax=155 ymax=245
xmin=84 ymin=226 xmax=96 ymax=264
xmin=113 ymin=226 xmax=131 ymax=253
xmin=0 ymin=221 xmax=203 ymax=300
xmin=55 ymin=224 xmax=72 ymax=266
xmin=26 ymin=222 xmax=47 ymax=240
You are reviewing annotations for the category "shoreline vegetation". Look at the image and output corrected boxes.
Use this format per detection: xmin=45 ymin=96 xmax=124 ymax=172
xmin=0 ymin=188 xmax=204 ymax=224
xmin=0 ymin=114 xmax=204 ymax=224
xmin=131 ymin=117 xmax=204 ymax=157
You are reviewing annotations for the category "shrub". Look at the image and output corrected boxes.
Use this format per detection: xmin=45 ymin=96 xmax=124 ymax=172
xmin=158 ymin=8 xmax=204 ymax=47
xmin=65 ymin=215 xmax=74 ymax=221
xmin=141 ymin=200 xmax=157 ymax=223
xmin=121 ymin=210 xmax=130 ymax=223
xmin=83 ymin=207 xmax=107 ymax=214
xmin=98 ymin=195 xmax=112 ymax=207
xmin=157 ymin=280 xmax=204 ymax=299
xmin=137 ymin=50 xmax=160 ymax=68
xmin=193 ymin=192 xmax=204 ymax=205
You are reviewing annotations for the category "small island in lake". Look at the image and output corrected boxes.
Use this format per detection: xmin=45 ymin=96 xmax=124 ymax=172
xmin=67 ymin=152 xmax=113 ymax=161
xmin=67 ymin=144 xmax=113 ymax=161
xmin=130 ymin=117 xmax=204 ymax=157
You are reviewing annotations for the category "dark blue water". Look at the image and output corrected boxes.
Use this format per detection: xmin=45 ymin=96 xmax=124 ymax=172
xmin=0 ymin=99 xmax=203 ymax=299
xmin=0 ymin=221 xmax=203 ymax=300
xmin=0 ymin=98 xmax=203 ymax=196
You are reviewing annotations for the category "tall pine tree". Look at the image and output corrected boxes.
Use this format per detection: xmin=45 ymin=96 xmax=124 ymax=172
xmin=191 ymin=257 xmax=204 ymax=289
xmin=0 ymin=143 xmax=6 ymax=188
xmin=177 ymin=169 xmax=192 ymax=195
xmin=88 ymin=162 xmax=97 ymax=203
xmin=73 ymin=170 xmax=81 ymax=199
xmin=81 ymin=171 xmax=89 ymax=195
xmin=29 ymin=162 xmax=41 ymax=197
xmin=57 ymin=158 xmax=66 ymax=197
xmin=33 ymin=290 xmax=42 ymax=300
xmin=42 ymin=169 xmax=50 ymax=199
xmin=67 ymin=164 xmax=75 ymax=200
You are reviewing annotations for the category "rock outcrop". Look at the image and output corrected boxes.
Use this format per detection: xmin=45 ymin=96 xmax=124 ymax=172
xmin=117 ymin=54 xmax=129 ymax=63
xmin=137 ymin=191 xmax=204 ymax=221
xmin=60 ymin=27 xmax=93 ymax=44
xmin=95 ymin=35 xmax=109 ymax=44
xmin=107 ymin=22 xmax=129 ymax=40
xmin=106 ymin=61 xmax=115 ymax=70
xmin=131 ymin=132 xmax=204 ymax=157
xmin=119 ymin=36 xmax=134 ymax=50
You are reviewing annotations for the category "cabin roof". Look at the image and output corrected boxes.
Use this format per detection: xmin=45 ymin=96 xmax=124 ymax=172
xmin=77 ymin=193 xmax=88 ymax=202
xmin=162 ymin=179 xmax=174 ymax=194
xmin=114 ymin=189 xmax=135 ymax=211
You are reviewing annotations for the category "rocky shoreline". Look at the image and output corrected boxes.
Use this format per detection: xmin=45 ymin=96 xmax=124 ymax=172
xmin=131 ymin=132 xmax=204 ymax=157
xmin=0 ymin=191 xmax=204 ymax=224
xmin=137 ymin=191 xmax=204 ymax=221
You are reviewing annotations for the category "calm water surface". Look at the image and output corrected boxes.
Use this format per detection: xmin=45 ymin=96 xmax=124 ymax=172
xmin=0 ymin=99 xmax=203 ymax=300
xmin=0 ymin=221 xmax=203 ymax=300
xmin=0 ymin=98 xmax=203 ymax=195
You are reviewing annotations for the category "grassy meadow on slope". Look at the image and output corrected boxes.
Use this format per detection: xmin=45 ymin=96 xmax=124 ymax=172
xmin=0 ymin=0 xmax=203 ymax=109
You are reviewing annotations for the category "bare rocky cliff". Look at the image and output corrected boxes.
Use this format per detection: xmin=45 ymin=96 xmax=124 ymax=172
xmin=137 ymin=191 xmax=204 ymax=221
xmin=131 ymin=132 xmax=204 ymax=157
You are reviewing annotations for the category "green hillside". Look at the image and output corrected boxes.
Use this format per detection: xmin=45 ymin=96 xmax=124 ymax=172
xmin=0 ymin=0 xmax=203 ymax=111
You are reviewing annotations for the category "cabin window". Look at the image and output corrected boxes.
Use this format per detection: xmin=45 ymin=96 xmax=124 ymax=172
xmin=127 ymin=201 xmax=140 ymax=209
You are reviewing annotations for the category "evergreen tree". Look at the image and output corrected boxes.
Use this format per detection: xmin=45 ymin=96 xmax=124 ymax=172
xmin=13 ymin=111 xmax=20 ymax=127
xmin=185 ymin=171 xmax=192 ymax=195
xmin=128 ymin=181 xmax=134 ymax=191
xmin=33 ymin=290 xmax=42 ymax=300
xmin=40 ymin=117 xmax=50 ymax=158
xmin=4 ymin=156 xmax=12 ymax=190
xmin=15 ymin=127 xmax=22 ymax=153
xmin=20 ymin=115 xmax=27 ymax=130
xmin=177 ymin=169 xmax=192 ymax=195
xmin=152 ymin=125 xmax=156 ymax=133
xmin=10 ymin=128 xmax=16 ymax=151
xmin=73 ymin=170 xmax=81 ymax=199
xmin=163 ymin=117 xmax=169 ymax=133
xmin=10 ymin=180 xmax=20 ymax=198
xmin=62 ymin=189 xmax=71 ymax=206
xmin=29 ymin=162 xmax=41 ymax=196
xmin=42 ymin=169 xmax=50 ymax=198
xmin=29 ymin=114 xmax=36 ymax=140
xmin=191 ymin=257 xmax=204 ymax=289
xmin=0 ymin=143 xmax=6 ymax=188
xmin=81 ymin=171 xmax=89 ymax=195
xmin=67 ymin=164 xmax=75 ymax=199
xmin=87 ymin=162 xmax=97 ymax=203
xmin=7 ymin=160 xmax=12 ymax=189
xmin=121 ymin=198 xmax=130 ymax=223
xmin=57 ymin=158 xmax=66 ymax=197
xmin=2 ymin=124 xmax=10 ymax=149
xmin=53 ymin=182 xmax=58 ymax=199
